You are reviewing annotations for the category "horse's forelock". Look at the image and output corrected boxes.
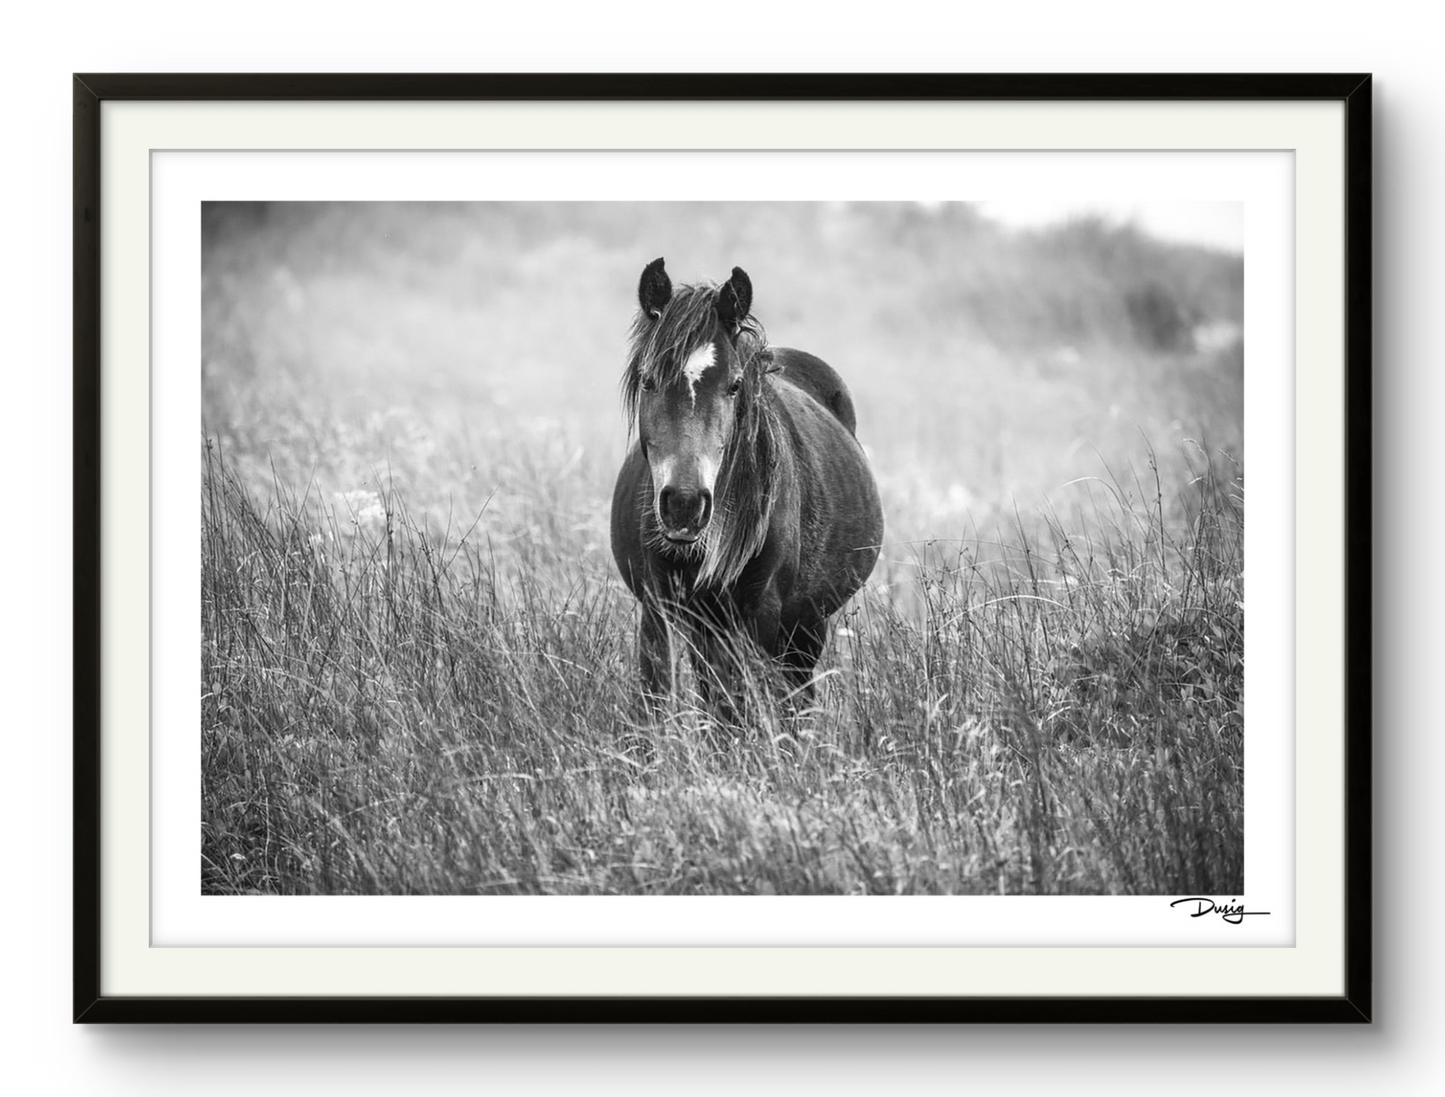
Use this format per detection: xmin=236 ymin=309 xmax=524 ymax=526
xmin=621 ymin=282 xmax=767 ymax=429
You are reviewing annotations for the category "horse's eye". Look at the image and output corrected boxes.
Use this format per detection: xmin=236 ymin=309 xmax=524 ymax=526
xmin=640 ymin=377 xmax=657 ymax=393
xmin=728 ymin=378 xmax=743 ymax=397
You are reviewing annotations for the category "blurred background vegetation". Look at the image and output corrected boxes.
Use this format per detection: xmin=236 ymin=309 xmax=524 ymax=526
xmin=203 ymin=201 xmax=1243 ymax=559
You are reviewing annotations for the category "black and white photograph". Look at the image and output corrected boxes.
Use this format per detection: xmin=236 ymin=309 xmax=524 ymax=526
xmin=201 ymin=198 xmax=1245 ymax=898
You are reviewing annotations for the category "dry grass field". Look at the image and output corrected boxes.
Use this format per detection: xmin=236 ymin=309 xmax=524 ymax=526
xmin=201 ymin=201 xmax=1244 ymax=895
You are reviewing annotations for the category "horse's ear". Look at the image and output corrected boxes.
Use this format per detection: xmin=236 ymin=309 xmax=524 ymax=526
xmin=638 ymin=257 xmax=671 ymax=318
xmin=716 ymin=266 xmax=752 ymax=332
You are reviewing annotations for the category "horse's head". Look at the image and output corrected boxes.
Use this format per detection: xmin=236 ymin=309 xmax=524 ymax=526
xmin=625 ymin=258 xmax=756 ymax=550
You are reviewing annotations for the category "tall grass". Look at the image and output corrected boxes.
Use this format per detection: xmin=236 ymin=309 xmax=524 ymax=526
xmin=202 ymin=438 xmax=1243 ymax=896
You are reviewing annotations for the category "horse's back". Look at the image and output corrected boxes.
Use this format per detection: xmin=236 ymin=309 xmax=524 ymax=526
xmin=771 ymin=348 xmax=858 ymax=436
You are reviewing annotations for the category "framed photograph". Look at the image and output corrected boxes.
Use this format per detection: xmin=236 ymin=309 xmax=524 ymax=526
xmin=74 ymin=73 xmax=1371 ymax=1022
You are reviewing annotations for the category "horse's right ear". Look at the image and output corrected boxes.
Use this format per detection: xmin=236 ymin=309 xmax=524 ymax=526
xmin=638 ymin=257 xmax=672 ymax=318
xmin=716 ymin=266 xmax=752 ymax=332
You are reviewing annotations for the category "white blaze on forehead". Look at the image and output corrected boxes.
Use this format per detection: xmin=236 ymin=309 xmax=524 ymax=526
xmin=681 ymin=343 xmax=716 ymax=406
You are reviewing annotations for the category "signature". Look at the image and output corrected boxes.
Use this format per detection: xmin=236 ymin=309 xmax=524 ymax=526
xmin=1169 ymin=897 xmax=1271 ymax=925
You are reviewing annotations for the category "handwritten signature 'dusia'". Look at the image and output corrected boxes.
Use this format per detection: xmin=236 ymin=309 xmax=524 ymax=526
xmin=1169 ymin=898 xmax=1271 ymax=925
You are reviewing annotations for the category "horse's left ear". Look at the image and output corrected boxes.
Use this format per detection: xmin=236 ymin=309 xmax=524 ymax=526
xmin=716 ymin=266 xmax=752 ymax=333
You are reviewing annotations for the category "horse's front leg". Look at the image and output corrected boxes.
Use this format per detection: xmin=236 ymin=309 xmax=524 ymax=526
xmin=690 ymin=622 xmax=744 ymax=730
xmin=778 ymin=619 xmax=826 ymax=709
xmin=745 ymin=592 xmax=820 ymax=711
xmin=638 ymin=600 xmax=675 ymax=714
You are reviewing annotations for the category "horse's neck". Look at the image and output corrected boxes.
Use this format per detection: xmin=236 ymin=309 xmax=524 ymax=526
xmin=696 ymin=394 xmax=781 ymax=590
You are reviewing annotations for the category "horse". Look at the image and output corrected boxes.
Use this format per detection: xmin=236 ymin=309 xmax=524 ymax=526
xmin=610 ymin=258 xmax=883 ymax=719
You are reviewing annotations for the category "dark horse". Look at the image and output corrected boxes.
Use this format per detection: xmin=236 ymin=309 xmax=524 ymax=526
xmin=610 ymin=258 xmax=883 ymax=716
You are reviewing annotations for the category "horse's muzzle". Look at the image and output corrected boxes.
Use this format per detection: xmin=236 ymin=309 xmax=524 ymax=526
xmin=658 ymin=485 xmax=712 ymax=540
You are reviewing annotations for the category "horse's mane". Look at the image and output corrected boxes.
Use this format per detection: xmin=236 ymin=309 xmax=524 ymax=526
xmin=621 ymin=282 xmax=781 ymax=591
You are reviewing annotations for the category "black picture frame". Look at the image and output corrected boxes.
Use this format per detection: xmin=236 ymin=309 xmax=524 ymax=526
xmin=73 ymin=72 xmax=1372 ymax=1024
